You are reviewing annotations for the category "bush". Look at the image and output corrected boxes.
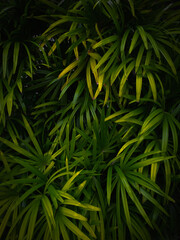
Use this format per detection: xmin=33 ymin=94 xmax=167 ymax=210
xmin=0 ymin=0 xmax=180 ymax=239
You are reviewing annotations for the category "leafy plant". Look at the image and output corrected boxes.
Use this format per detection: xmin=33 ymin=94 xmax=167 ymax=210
xmin=0 ymin=0 xmax=180 ymax=239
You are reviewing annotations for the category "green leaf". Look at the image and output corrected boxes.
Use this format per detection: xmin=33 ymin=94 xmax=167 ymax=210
xmin=18 ymin=207 xmax=32 ymax=240
xmin=22 ymin=115 xmax=43 ymax=156
xmin=0 ymin=137 xmax=37 ymax=160
xmin=27 ymin=199 xmax=40 ymax=240
xmin=129 ymin=156 xmax=174 ymax=170
xmin=94 ymin=72 xmax=104 ymax=99
xmin=126 ymin=171 xmax=174 ymax=202
xmin=13 ymin=42 xmax=20 ymax=74
xmin=135 ymin=45 xmax=144 ymax=72
xmin=92 ymin=35 xmax=118 ymax=49
xmin=59 ymin=216 xmax=70 ymax=240
xmin=137 ymin=26 xmax=148 ymax=50
xmin=2 ymin=42 xmax=11 ymax=78
xmin=121 ymin=184 xmax=133 ymax=235
xmin=105 ymin=109 xmax=129 ymax=121
xmin=102 ymin=1 xmax=120 ymax=33
xmin=23 ymin=43 xmax=33 ymax=77
xmin=0 ymin=178 xmax=40 ymax=185
xmin=146 ymin=72 xmax=157 ymax=101
xmin=119 ymin=60 xmax=135 ymax=97
xmin=102 ymin=46 xmax=119 ymax=73
xmin=107 ymin=166 xmax=112 ymax=205
xmin=140 ymin=109 xmax=163 ymax=135
xmin=41 ymin=194 xmax=56 ymax=232
xmin=80 ymin=221 xmax=97 ymax=239
xmin=120 ymin=29 xmax=130 ymax=60
xmin=162 ymin=118 xmax=169 ymax=152
xmin=62 ymin=216 xmax=90 ymax=240
xmin=164 ymin=159 xmax=171 ymax=196
xmin=13 ymin=183 xmax=44 ymax=210
xmin=115 ymin=166 xmax=153 ymax=228
xmin=158 ymin=44 xmax=177 ymax=75
xmin=117 ymin=138 xmax=139 ymax=156
xmin=146 ymin=33 xmax=161 ymax=60
xmin=60 ymin=207 xmax=87 ymax=221
xmin=93 ymin=177 xmax=106 ymax=216
xmin=167 ymin=116 xmax=178 ymax=153
xmin=136 ymin=73 xmax=142 ymax=102
xmin=58 ymin=60 xmax=79 ymax=79
xmin=95 ymin=41 xmax=119 ymax=70
xmin=86 ymin=61 xmax=94 ymax=99
xmin=6 ymin=88 xmax=14 ymax=116
xmin=111 ymin=58 xmax=133 ymax=85
xmin=62 ymin=170 xmax=82 ymax=192
xmin=129 ymin=30 xmax=139 ymax=54
xmin=0 ymin=201 xmax=17 ymax=239
xmin=128 ymin=0 xmax=135 ymax=16
xmin=139 ymin=188 xmax=168 ymax=215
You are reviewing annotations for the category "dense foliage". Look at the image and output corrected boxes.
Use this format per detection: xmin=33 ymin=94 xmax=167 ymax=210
xmin=0 ymin=0 xmax=180 ymax=239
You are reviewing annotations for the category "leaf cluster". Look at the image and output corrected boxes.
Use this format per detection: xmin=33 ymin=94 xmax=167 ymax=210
xmin=0 ymin=0 xmax=180 ymax=239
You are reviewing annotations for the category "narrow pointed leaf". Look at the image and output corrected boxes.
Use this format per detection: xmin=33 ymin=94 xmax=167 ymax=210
xmin=22 ymin=115 xmax=43 ymax=155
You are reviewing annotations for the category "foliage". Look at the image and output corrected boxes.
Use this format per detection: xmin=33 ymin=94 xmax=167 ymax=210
xmin=0 ymin=0 xmax=180 ymax=239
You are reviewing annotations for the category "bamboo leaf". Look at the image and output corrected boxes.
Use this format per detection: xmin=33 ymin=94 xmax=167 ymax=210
xmin=107 ymin=166 xmax=112 ymax=205
xmin=60 ymin=207 xmax=87 ymax=221
xmin=129 ymin=30 xmax=139 ymax=54
xmin=90 ymin=57 xmax=98 ymax=81
xmin=62 ymin=216 xmax=90 ymax=240
xmin=146 ymin=72 xmax=157 ymax=101
xmin=62 ymin=170 xmax=82 ymax=192
xmin=136 ymin=73 xmax=142 ymax=102
xmin=117 ymin=138 xmax=138 ymax=156
xmin=137 ymin=26 xmax=148 ymax=50
xmin=105 ymin=109 xmax=129 ymax=121
xmin=13 ymin=183 xmax=44 ymax=210
xmin=2 ymin=42 xmax=11 ymax=78
xmin=167 ymin=116 xmax=178 ymax=153
xmin=23 ymin=43 xmax=33 ymax=77
xmin=121 ymin=184 xmax=133 ymax=235
xmin=128 ymin=0 xmax=135 ymax=16
xmin=162 ymin=118 xmax=169 ymax=152
xmin=146 ymin=33 xmax=161 ymax=60
xmin=22 ymin=114 xmax=43 ymax=156
xmin=13 ymin=42 xmax=20 ymax=74
xmin=126 ymin=171 xmax=174 ymax=201
xmin=0 ymin=137 xmax=37 ymax=160
xmin=59 ymin=217 xmax=70 ymax=240
xmin=129 ymin=156 xmax=174 ymax=169
xmin=119 ymin=60 xmax=135 ymax=97
xmin=86 ymin=61 xmax=94 ymax=99
xmin=58 ymin=60 xmax=79 ymax=79
xmin=94 ymin=72 xmax=104 ymax=99
xmin=102 ymin=46 xmax=119 ymax=73
xmin=158 ymin=44 xmax=177 ymax=75
xmin=0 ymin=201 xmax=17 ymax=239
xmin=140 ymin=109 xmax=163 ymax=135
xmin=115 ymin=166 xmax=153 ymax=228
xmin=120 ymin=29 xmax=130 ymax=60
xmin=111 ymin=58 xmax=133 ymax=85
xmin=135 ymin=45 xmax=144 ymax=72
xmin=164 ymin=159 xmax=171 ymax=196
xmin=18 ymin=208 xmax=32 ymax=240
xmin=95 ymin=41 xmax=119 ymax=70
xmin=80 ymin=221 xmax=97 ymax=239
xmin=41 ymin=194 xmax=56 ymax=231
xmin=92 ymin=35 xmax=118 ymax=49
xmin=139 ymin=188 xmax=168 ymax=215
xmin=6 ymin=88 xmax=14 ymax=116
xmin=27 ymin=199 xmax=40 ymax=240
